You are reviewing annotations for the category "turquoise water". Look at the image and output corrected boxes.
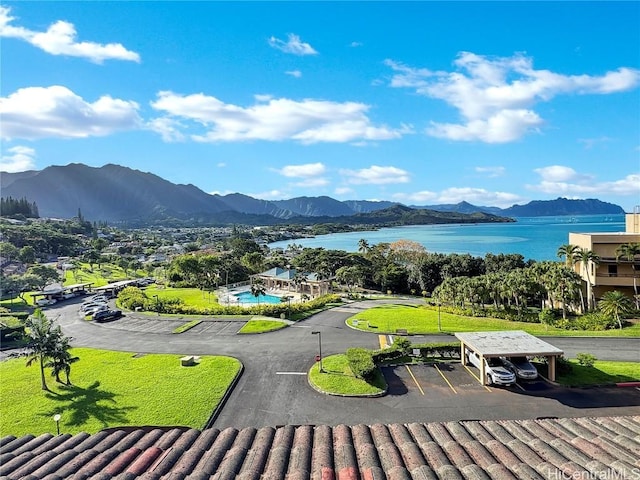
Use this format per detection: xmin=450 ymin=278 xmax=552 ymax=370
xmin=268 ymin=214 xmax=626 ymax=261
xmin=234 ymin=291 xmax=283 ymax=304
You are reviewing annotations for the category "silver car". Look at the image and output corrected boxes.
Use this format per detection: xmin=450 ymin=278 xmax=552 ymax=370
xmin=500 ymin=356 xmax=538 ymax=380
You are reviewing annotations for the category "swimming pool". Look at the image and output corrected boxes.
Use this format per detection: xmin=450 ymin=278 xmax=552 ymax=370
xmin=234 ymin=291 xmax=283 ymax=304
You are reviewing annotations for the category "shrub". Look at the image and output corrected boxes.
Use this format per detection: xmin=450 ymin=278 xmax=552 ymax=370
xmin=392 ymin=337 xmax=411 ymax=355
xmin=576 ymin=353 xmax=597 ymax=367
xmin=573 ymin=312 xmax=617 ymax=331
xmin=346 ymin=348 xmax=376 ymax=380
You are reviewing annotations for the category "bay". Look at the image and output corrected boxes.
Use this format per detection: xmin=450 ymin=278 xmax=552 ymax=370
xmin=268 ymin=214 xmax=626 ymax=261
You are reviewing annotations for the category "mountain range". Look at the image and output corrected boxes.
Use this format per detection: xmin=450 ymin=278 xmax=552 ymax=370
xmin=0 ymin=163 xmax=625 ymax=225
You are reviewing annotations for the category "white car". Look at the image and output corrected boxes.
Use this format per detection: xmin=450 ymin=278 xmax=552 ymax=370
xmin=83 ymin=304 xmax=109 ymax=316
xmin=466 ymin=349 xmax=516 ymax=386
xmin=500 ymin=356 xmax=538 ymax=380
xmin=81 ymin=302 xmax=107 ymax=313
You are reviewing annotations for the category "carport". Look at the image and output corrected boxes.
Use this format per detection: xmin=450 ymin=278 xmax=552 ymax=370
xmin=456 ymin=330 xmax=564 ymax=385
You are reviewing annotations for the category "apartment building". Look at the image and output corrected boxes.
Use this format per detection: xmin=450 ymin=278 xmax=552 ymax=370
xmin=569 ymin=212 xmax=640 ymax=303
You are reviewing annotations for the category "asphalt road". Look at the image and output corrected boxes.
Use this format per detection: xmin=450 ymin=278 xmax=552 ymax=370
xmin=37 ymin=298 xmax=640 ymax=429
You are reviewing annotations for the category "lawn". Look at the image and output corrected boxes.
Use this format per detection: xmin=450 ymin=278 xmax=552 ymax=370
xmin=144 ymin=285 xmax=219 ymax=308
xmin=0 ymin=348 xmax=241 ymax=437
xmin=63 ymin=262 xmax=130 ymax=287
xmin=238 ymin=319 xmax=288 ymax=334
xmin=347 ymin=304 xmax=640 ymax=337
xmin=308 ymin=354 xmax=386 ymax=396
xmin=554 ymin=360 xmax=640 ymax=386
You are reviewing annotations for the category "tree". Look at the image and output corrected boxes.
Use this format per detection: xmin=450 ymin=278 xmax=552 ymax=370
xmin=20 ymin=309 xmax=63 ymax=390
xmin=27 ymin=264 xmax=60 ymax=290
xmin=616 ymin=243 xmax=640 ymax=309
xmin=557 ymin=244 xmax=580 ymax=267
xmin=45 ymin=335 xmax=78 ymax=385
xmin=598 ymin=290 xmax=633 ymax=330
xmin=250 ymin=278 xmax=266 ymax=306
xmin=576 ymin=248 xmax=600 ymax=311
xmin=0 ymin=242 xmax=19 ymax=262
xmin=241 ymin=252 xmax=264 ymax=274
xmin=358 ymin=239 xmax=370 ymax=255
xmin=18 ymin=246 xmax=36 ymax=265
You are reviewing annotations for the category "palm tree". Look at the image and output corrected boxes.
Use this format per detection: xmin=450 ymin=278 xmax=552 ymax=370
xmin=616 ymin=243 xmax=640 ymax=308
xmin=358 ymin=239 xmax=370 ymax=255
xmin=577 ymin=248 xmax=600 ymax=311
xmin=557 ymin=244 xmax=580 ymax=267
xmin=598 ymin=290 xmax=633 ymax=330
xmin=45 ymin=335 xmax=79 ymax=385
xmin=21 ymin=309 xmax=59 ymax=390
xmin=250 ymin=278 xmax=266 ymax=302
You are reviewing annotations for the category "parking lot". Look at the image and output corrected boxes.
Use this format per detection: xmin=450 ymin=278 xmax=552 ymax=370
xmin=94 ymin=316 xmax=247 ymax=336
xmin=383 ymin=362 xmax=554 ymax=400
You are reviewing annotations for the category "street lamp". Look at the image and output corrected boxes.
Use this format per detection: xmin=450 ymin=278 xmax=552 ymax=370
xmin=437 ymin=299 xmax=441 ymax=332
xmin=53 ymin=414 xmax=61 ymax=435
xmin=153 ymin=294 xmax=159 ymax=316
xmin=311 ymin=331 xmax=324 ymax=373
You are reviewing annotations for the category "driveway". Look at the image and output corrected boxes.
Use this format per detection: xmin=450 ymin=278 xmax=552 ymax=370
xmin=39 ymin=299 xmax=640 ymax=429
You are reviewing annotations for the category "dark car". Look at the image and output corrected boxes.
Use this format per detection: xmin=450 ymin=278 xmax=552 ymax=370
xmin=500 ymin=356 xmax=538 ymax=380
xmin=93 ymin=309 xmax=122 ymax=322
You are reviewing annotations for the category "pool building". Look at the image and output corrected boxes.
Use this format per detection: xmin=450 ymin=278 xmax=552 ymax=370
xmin=250 ymin=267 xmax=332 ymax=298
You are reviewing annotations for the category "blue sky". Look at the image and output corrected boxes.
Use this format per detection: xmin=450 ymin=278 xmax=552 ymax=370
xmin=1 ymin=2 xmax=639 ymax=210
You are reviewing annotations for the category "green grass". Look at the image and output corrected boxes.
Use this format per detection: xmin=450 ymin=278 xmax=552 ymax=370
xmin=0 ymin=348 xmax=241 ymax=437
xmin=173 ymin=319 xmax=202 ymax=333
xmin=347 ymin=304 xmax=640 ymax=337
xmin=63 ymin=262 xmax=129 ymax=287
xmin=144 ymin=286 xmax=219 ymax=307
xmin=554 ymin=360 xmax=640 ymax=386
xmin=238 ymin=319 xmax=288 ymax=334
xmin=308 ymin=354 xmax=386 ymax=396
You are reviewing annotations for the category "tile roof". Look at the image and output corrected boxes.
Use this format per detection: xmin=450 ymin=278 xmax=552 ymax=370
xmin=0 ymin=416 xmax=638 ymax=479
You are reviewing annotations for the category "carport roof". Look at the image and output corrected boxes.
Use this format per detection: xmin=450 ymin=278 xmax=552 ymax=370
xmin=455 ymin=330 xmax=564 ymax=357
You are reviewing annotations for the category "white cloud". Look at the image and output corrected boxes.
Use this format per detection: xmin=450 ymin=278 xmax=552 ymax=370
xmin=277 ymin=163 xmax=326 ymax=178
xmin=217 ymin=162 xmax=226 ymax=168
xmin=475 ymin=166 xmax=506 ymax=177
xmin=0 ymin=85 xmax=141 ymax=140
xmin=294 ymin=177 xmax=330 ymax=188
xmin=350 ymin=41 xmax=363 ymax=48
xmin=334 ymin=187 xmax=354 ymax=196
xmin=251 ymin=189 xmax=289 ymax=200
xmin=387 ymin=52 xmax=640 ymax=143
xmin=146 ymin=117 xmax=185 ymax=142
xmin=209 ymin=189 xmax=234 ymax=196
xmin=528 ymin=166 xmax=639 ymax=197
xmin=0 ymin=6 xmax=140 ymax=63
xmin=533 ymin=165 xmax=592 ymax=183
xmin=285 ymin=70 xmax=302 ymax=78
xmin=436 ymin=187 xmax=524 ymax=207
xmin=0 ymin=145 xmax=36 ymax=172
xmin=392 ymin=190 xmax=438 ymax=203
xmin=340 ymin=165 xmax=410 ymax=185
xmin=150 ymin=91 xmax=407 ymax=144
xmin=268 ymin=33 xmax=317 ymax=56
xmin=578 ymin=136 xmax=613 ymax=149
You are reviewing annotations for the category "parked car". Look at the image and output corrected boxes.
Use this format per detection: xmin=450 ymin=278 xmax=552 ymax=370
xmin=93 ymin=309 xmax=122 ymax=322
xmin=81 ymin=302 xmax=107 ymax=313
xmin=466 ymin=349 xmax=516 ymax=386
xmin=83 ymin=304 xmax=109 ymax=316
xmin=500 ymin=356 xmax=538 ymax=380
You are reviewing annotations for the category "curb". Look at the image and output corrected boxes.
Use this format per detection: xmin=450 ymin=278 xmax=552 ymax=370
xmin=307 ymin=368 xmax=388 ymax=398
xmin=204 ymin=361 xmax=245 ymax=429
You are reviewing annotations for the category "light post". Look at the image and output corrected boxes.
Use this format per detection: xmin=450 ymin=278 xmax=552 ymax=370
xmin=437 ymin=298 xmax=442 ymax=332
xmin=311 ymin=331 xmax=324 ymax=373
xmin=53 ymin=414 xmax=61 ymax=435
xmin=153 ymin=294 xmax=159 ymax=316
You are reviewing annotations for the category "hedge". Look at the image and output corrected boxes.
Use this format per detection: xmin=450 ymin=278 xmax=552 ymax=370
xmin=346 ymin=348 xmax=377 ymax=381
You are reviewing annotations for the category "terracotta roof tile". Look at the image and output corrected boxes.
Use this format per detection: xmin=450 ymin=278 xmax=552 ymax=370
xmin=1 ymin=416 xmax=638 ymax=479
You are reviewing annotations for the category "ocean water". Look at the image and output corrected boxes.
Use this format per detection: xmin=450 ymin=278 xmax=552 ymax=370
xmin=268 ymin=214 xmax=626 ymax=261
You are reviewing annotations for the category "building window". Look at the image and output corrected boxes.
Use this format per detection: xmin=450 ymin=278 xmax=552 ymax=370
xmin=608 ymin=265 xmax=618 ymax=277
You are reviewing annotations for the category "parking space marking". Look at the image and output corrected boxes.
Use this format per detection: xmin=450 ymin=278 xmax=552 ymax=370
xmin=514 ymin=382 xmax=526 ymax=392
xmin=462 ymin=364 xmax=492 ymax=392
xmin=405 ymin=365 xmax=425 ymax=395
xmin=434 ymin=364 xmax=457 ymax=394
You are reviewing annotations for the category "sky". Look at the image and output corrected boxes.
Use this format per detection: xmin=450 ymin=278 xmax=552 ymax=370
xmin=1 ymin=1 xmax=639 ymax=211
